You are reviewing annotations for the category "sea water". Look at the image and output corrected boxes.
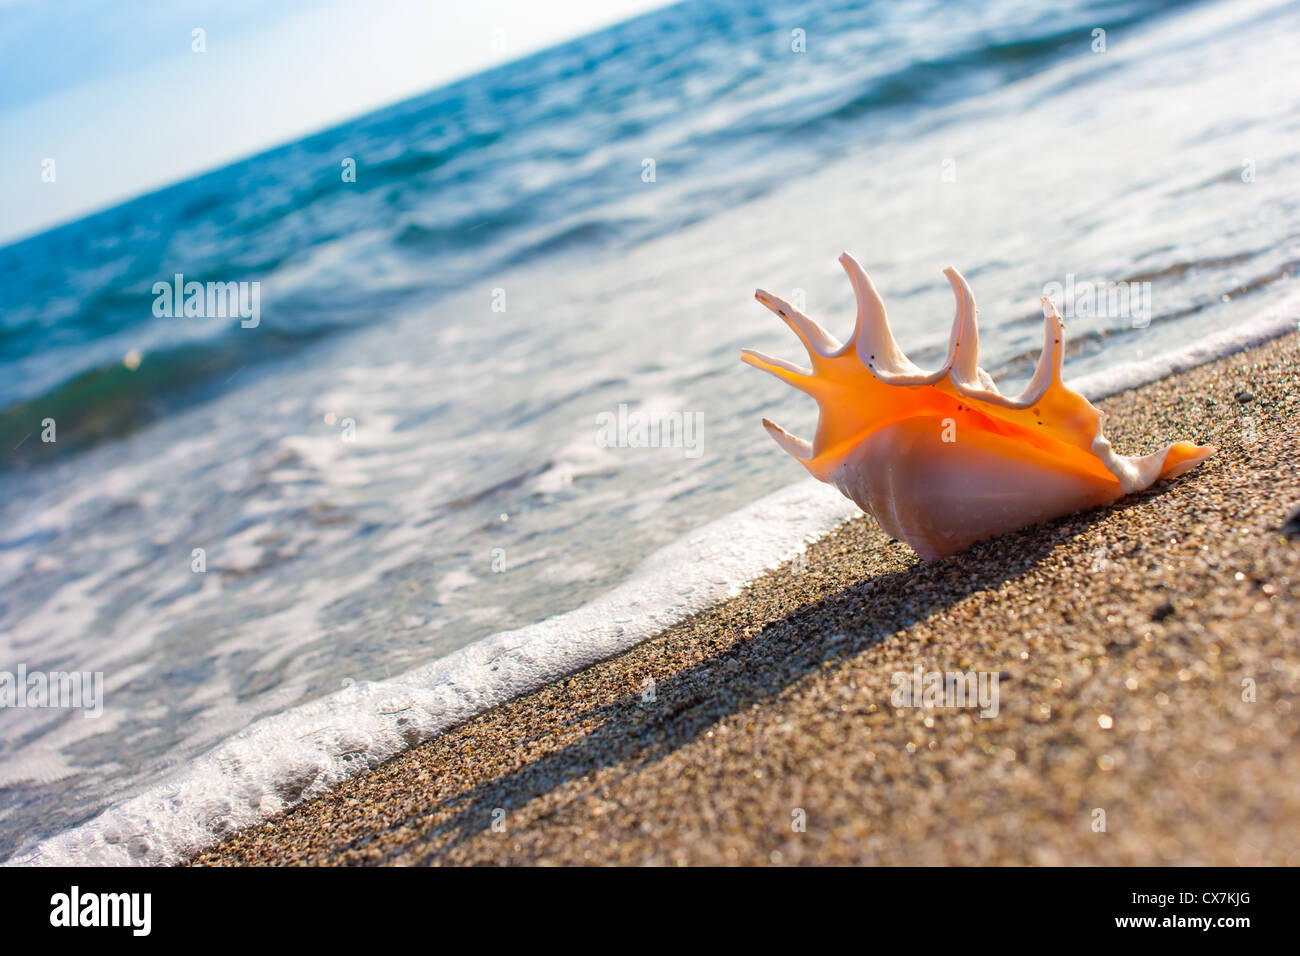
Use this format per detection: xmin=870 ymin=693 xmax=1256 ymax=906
xmin=2 ymin=0 xmax=1299 ymax=861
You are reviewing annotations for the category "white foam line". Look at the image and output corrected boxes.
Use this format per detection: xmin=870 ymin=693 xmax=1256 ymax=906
xmin=8 ymin=481 xmax=858 ymax=866
xmin=11 ymin=292 xmax=1298 ymax=867
xmin=1070 ymin=290 xmax=1300 ymax=402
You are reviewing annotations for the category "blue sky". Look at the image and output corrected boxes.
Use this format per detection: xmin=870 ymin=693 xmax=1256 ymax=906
xmin=0 ymin=0 xmax=676 ymax=245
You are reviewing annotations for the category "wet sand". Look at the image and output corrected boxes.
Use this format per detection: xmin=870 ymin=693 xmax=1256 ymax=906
xmin=196 ymin=332 xmax=1300 ymax=866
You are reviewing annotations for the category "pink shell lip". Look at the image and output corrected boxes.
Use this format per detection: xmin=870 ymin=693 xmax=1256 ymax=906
xmin=833 ymin=417 xmax=1123 ymax=560
xmin=742 ymin=252 xmax=1216 ymax=559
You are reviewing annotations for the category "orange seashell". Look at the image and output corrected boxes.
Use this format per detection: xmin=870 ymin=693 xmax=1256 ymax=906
xmin=742 ymin=253 xmax=1214 ymax=560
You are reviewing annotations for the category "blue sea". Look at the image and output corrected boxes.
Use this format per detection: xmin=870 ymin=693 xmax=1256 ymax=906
xmin=2 ymin=0 xmax=1299 ymax=861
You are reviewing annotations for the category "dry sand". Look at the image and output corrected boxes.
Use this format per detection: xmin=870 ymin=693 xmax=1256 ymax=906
xmin=196 ymin=332 xmax=1300 ymax=866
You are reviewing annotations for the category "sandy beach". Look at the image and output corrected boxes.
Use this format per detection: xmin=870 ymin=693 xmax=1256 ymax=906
xmin=196 ymin=332 xmax=1300 ymax=866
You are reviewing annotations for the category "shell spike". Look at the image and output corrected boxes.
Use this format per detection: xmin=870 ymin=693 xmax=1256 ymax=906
xmin=1041 ymin=294 xmax=1066 ymax=373
xmin=839 ymin=252 xmax=917 ymax=375
xmin=754 ymin=289 xmax=842 ymax=358
xmin=943 ymin=267 xmax=980 ymax=382
xmin=761 ymin=418 xmax=813 ymax=462
xmin=1012 ymin=295 xmax=1068 ymax=402
xmin=838 ymin=252 xmax=890 ymax=346
xmin=739 ymin=348 xmax=817 ymax=394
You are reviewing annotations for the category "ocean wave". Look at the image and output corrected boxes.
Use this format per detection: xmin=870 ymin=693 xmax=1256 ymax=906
xmin=0 ymin=0 xmax=1196 ymax=450
xmin=0 ymin=327 xmax=332 ymax=465
xmin=8 ymin=480 xmax=859 ymax=865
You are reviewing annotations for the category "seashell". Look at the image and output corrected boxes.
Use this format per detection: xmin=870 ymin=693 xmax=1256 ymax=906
xmin=741 ymin=253 xmax=1214 ymax=560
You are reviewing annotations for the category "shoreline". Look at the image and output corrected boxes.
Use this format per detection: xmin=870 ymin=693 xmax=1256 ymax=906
xmin=196 ymin=330 xmax=1300 ymax=866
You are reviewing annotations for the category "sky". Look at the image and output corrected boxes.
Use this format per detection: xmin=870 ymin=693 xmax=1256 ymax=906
xmin=0 ymin=0 xmax=678 ymax=246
